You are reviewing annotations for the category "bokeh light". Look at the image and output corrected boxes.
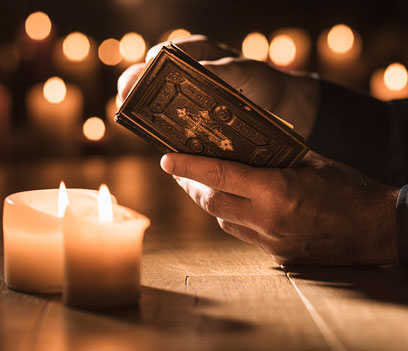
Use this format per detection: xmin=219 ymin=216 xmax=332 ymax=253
xmin=83 ymin=117 xmax=106 ymax=141
xmin=167 ymin=28 xmax=192 ymax=41
xmin=43 ymin=77 xmax=67 ymax=104
xmin=25 ymin=12 xmax=52 ymax=40
xmin=119 ymin=33 xmax=146 ymax=62
xmin=98 ymin=39 xmax=122 ymax=65
xmin=242 ymin=32 xmax=269 ymax=61
xmin=327 ymin=24 xmax=354 ymax=54
xmin=384 ymin=63 xmax=408 ymax=91
xmin=62 ymin=32 xmax=90 ymax=62
xmin=269 ymin=34 xmax=297 ymax=66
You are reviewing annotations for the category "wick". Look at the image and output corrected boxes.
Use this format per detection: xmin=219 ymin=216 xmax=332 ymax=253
xmin=185 ymin=275 xmax=189 ymax=286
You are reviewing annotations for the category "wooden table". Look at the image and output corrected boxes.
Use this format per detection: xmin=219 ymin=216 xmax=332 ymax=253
xmin=1 ymin=155 xmax=408 ymax=351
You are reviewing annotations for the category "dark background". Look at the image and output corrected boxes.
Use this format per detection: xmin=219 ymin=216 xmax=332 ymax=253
xmin=2 ymin=0 xmax=408 ymax=160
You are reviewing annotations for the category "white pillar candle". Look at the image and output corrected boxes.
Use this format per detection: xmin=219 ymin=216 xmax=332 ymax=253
xmin=2 ymin=185 xmax=114 ymax=293
xmin=63 ymin=185 xmax=150 ymax=309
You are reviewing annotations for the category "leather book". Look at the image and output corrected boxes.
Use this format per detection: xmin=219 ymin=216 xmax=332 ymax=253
xmin=115 ymin=43 xmax=309 ymax=168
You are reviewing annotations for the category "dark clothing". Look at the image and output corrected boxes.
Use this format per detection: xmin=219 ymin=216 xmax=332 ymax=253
xmin=309 ymin=79 xmax=408 ymax=187
xmin=308 ymin=80 xmax=408 ymax=265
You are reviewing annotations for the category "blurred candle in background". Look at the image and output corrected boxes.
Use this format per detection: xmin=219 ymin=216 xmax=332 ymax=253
xmin=26 ymin=77 xmax=83 ymax=154
xmin=0 ymin=84 xmax=11 ymax=161
xmin=119 ymin=32 xmax=147 ymax=69
xmin=19 ymin=11 xmax=54 ymax=74
xmin=370 ymin=63 xmax=408 ymax=100
xmin=98 ymin=38 xmax=122 ymax=66
xmin=83 ymin=117 xmax=106 ymax=142
xmin=166 ymin=28 xmax=191 ymax=41
xmin=317 ymin=24 xmax=363 ymax=84
xmin=52 ymin=32 xmax=98 ymax=80
xmin=268 ymin=28 xmax=311 ymax=71
xmin=25 ymin=11 xmax=52 ymax=41
xmin=105 ymin=96 xmax=145 ymax=152
xmin=242 ymin=32 xmax=269 ymax=61
xmin=62 ymin=32 xmax=90 ymax=62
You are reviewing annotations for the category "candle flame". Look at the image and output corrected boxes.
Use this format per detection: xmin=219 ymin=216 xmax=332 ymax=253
xmin=119 ymin=32 xmax=146 ymax=62
xmin=99 ymin=184 xmax=113 ymax=222
xmin=58 ymin=181 xmax=69 ymax=218
xmin=63 ymin=32 xmax=90 ymax=62
xmin=241 ymin=32 xmax=269 ymax=62
xmin=269 ymin=34 xmax=297 ymax=66
xmin=327 ymin=24 xmax=354 ymax=54
xmin=384 ymin=63 xmax=408 ymax=91
xmin=25 ymin=11 xmax=52 ymax=41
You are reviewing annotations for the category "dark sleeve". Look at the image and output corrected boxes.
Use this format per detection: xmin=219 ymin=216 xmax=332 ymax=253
xmin=397 ymin=185 xmax=408 ymax=266
xmin=307 ymin=79 xmax=408 ymax=187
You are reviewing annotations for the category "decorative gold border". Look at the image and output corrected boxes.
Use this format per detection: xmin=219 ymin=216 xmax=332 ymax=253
xmin=117 ymin=44 xmax=309 ymax=164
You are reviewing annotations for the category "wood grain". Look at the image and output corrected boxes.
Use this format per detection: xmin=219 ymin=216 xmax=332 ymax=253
xmin=1 ymin=155 xmax=408 ymax=350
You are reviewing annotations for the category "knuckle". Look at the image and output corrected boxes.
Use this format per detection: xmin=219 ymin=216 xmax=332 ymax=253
xmin=217 ymin=218 xmax=230 ymax=232
xmin=202 ymin=189 xmax=218 ymax=216
xmin=205 ymin=162 xmax=227 ymax=189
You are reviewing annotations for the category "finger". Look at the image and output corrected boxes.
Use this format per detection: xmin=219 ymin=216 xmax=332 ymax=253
xmin=174 ymin=176 xmax=253 ymax=225
xmin=199 ymin=57 xmax=249 ymax=89
xmin=161 ymin=154 xmax=256 ymax=198
xmin=117 ymin=63 xmax=146 ymax=101
xmin=216 ymin=218 xmax=274 ymax=253
xmin=146 ymin=34 xmax=240 ymax=63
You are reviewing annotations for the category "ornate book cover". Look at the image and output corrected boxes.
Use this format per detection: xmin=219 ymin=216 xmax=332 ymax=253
xmin=115 ymin=43 xmax=309 ymax=168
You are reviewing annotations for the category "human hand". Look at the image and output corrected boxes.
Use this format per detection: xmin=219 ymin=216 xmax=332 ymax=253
xmin=117 ymin=35 xmax=319 ymax=139
xmin=160 ymin=151 xmax=399 ymax=265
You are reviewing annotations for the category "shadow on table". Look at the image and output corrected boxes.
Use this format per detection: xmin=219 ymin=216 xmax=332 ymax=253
xmin=43 ymin=286 xmax=255 ymax=350
xmin=276 ymin=265 xmax=408 ymax=306
xmin=79 ymin=285 xmax=253 ymax=332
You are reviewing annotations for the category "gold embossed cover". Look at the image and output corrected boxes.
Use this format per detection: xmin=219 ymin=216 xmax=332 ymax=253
xmin=115 ymin=44 xmax=309 ymax=167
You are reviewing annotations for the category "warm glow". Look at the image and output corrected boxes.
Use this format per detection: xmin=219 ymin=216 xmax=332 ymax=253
xmin=43 ymin=77 xmax=67 ymax=104
xmin=98 ymin=38 xmax=122 ymax=65
xmin=269 ymin=34 xmax=297 ymax=66
xmin=384 ymin=63 xmax=408 ymax=91
xmin=115 ymin=94 xmax=122 ymax=109
xmin=83 ymin=117 xmax=106 ymax=141
xmin=241 ymin=32 xmax=269 ymax=61
xmin=63 ymin=32 xmax=90 ymax=62
xmin=25 ymin=12 xmax=52 ymax=40
xmin=98 ymin=184 xmax=113 ymax=222
xmin=119 ymin=33 xmax=146 ymax=62
xmin=327 ymin=24 xmax=354 ymax=54
xmin=167 ymin=28 xmax=191 ymax=41
xmin=58 ymin=181 xmax=69 ymax=218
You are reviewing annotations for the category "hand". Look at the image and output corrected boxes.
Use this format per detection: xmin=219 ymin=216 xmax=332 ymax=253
xmin=117 ymin=35 xmax=319 ymax=139
xmin=160 ymin=151 xmax=399 ymax=265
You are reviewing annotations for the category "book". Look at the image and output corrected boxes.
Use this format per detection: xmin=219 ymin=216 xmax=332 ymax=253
xmin=115 ymin=43 xmax=309 ymax=168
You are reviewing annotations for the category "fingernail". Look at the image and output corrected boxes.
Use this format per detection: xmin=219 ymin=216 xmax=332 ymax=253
xmin=160 ymin=154 xmax=174 ymax=173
